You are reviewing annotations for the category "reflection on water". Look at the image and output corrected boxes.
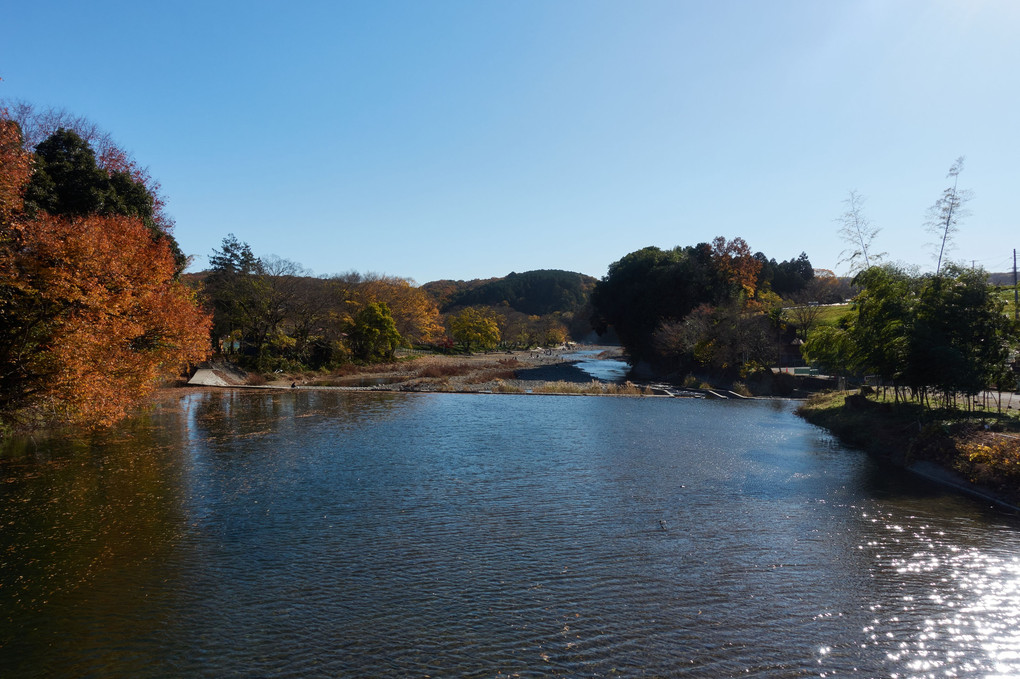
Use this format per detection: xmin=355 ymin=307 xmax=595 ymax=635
xmin=2 ymin=392 xmax=1019 ymax=677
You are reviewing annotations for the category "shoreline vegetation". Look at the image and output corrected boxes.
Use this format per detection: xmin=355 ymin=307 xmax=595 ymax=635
xmin=184 ymin=346 xmax=660 ymax=397
xmin=797 ymin=390 xmax=1020 ymax=511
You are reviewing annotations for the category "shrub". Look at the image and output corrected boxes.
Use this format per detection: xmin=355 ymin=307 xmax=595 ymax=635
xmin=731 ymin=381 xmax=752 ymax=397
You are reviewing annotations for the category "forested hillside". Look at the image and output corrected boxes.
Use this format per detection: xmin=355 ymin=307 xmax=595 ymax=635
xmin=423 ymin=270 xmax=597 ymax=316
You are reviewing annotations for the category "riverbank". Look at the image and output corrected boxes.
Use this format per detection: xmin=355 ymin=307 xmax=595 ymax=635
xmin=797 ymin=390 xmax=1020 ymax=510
xmin=190 ymin=346 xmax=656 ymax=396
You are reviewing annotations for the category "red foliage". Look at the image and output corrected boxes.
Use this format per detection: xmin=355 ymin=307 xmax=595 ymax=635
xmin=0 ymin=117 xmax=32 ymax=227
xmin=1 ymin=109 xmax=211 ymax=429
xmin=10 ymin=213 xmax=211 ymax=425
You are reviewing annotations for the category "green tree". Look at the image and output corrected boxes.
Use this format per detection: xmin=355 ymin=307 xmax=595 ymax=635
xmin=202 ymin=237 xmax=309 ymax=367
xmin=591 ymin=245 xmax=725 ymax=362
xmin=23 ymin=128 xmax=185 ymax=270
xmin=23 ymin=128 xmax=109 ymax=217
xmin=347 ymin=302 xmax=403 ymax=362
xmin=204 ymin=234 xmax=262 ymax=353
xmin=906 ymin=265 xmax=1014 ymax=406
xmin=802 ymin=264 xmax=1017 ymax=407
xmin=449 ymin=307 xmax=501 ymax=352
xmin=801 ymin=324 xmax=856 ymax=378
xmin=845 ymin=265 xmax=915 ymax=392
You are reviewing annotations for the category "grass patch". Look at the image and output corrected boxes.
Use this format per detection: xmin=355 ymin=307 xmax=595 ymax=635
xmin=330 ymin=360 xmax=411 ymax=376
xmin=531 ymin=380 xmax=651 ymax=396
xmin=532 ymin=380 xmax=600 ymax=394
xmin=796 ymin=391 xmax=921 ymax=459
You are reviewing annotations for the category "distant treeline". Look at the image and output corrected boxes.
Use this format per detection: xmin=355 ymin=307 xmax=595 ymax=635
xmin=197 ymin=240 xmax=608 ymax=370
xmin=423 ymin=270 xmax=597 ymax=316
xmin=589 ymin=238 xmax=844 ymax=377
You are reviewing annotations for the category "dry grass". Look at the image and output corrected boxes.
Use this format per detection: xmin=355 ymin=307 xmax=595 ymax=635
xmin=682 ymin=375 xmax=713 ymax=389
xmin=604 ymin=381 xmax=651 ymax=396
xmin=731 ymin=381 xmax=752 ymax=397
xmin=532 ymin=380 xmax=592 ymax=394
xmin=465 ymin=368 xmax=518 ymax=384
xmin=417 ymin=358 xmax=520 ymax=383
xmin=330 ymin=361 xmax=408 ymax=376
xmin=416 ymin=362 xmax=478 ymax=379
xmin=531 ymin=379 xmax=652 ymax=396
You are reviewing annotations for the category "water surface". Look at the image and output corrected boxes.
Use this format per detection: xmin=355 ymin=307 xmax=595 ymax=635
xmin=566 ymin=350 xmax=630 ymax=382
xmin=2 ymin=392 xmax=1019 ymax=677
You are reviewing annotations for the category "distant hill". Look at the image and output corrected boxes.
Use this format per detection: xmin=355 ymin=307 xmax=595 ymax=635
xmin=423 ymin=270 xmax=598 ymax=315
xmin=988 ymin=272 xmax=1017 ymax=286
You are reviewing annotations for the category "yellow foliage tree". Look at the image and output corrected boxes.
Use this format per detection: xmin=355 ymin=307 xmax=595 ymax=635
xmin=448 ymin=307 xmax=501 ymax=352
xmin=352 ymin=275 xmax=443 ymax=345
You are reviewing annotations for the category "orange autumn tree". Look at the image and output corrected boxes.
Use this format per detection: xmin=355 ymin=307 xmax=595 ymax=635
xmin=710 ymin=236 xmax=761 ymax=298
xmin=0 ymin=112 xmax=211 ymax=430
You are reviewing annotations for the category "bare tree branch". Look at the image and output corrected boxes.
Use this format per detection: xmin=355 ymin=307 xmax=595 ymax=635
xmin=836 ymin=190 xmax=884 ymax=273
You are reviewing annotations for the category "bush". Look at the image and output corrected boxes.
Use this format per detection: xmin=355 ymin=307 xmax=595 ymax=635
xmin=731 ymin=381 xmax=752 ymax=397
xmin=681 ymin=375 xmax=713 ymax=389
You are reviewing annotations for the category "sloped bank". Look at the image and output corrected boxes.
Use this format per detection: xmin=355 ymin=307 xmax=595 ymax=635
xmin=797 ymin=391 xmax=1020 ymax=511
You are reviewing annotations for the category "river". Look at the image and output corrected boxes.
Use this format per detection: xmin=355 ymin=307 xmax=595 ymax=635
xmin=2 ymin=391 xmax=1019 ymax=677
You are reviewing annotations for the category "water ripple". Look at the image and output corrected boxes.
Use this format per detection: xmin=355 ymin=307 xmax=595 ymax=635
xmin=3 ymin=392 xmax=1020 ymax=678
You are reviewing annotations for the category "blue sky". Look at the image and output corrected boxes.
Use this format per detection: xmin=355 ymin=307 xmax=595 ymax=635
xmin=2 ymin=0 xmax=1018 ymax=283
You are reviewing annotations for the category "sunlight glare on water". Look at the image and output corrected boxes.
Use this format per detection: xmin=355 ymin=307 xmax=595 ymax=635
xmin=856 ymin=507 xmax=1020 ymax=678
